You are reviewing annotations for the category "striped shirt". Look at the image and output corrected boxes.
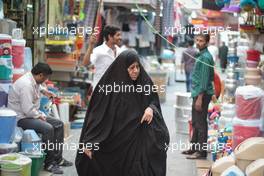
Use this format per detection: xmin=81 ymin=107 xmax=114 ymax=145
xmin=191 ymin=48 xmax=215 ymax=98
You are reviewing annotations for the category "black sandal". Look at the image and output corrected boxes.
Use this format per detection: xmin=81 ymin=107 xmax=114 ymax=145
xmin=181 ymin=149 xmax=195 ymax=155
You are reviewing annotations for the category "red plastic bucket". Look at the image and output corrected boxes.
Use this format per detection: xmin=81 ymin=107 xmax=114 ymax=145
xmin=12 ymin=39 xmax=26 ymax=68
xmin=247 ymin=50 xmax=260 ymax=62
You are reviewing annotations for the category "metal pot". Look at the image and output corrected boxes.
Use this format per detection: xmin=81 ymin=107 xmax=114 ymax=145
xmin=228 ymin=48 xmax=237 ymax=55
xmin=226 ymin=72 xmax=237 ymax=79
xmin=229 ymin=42 xmax=237 ymax=48
xmin=225 ymin=83 xmax=237 ymax=91
xmin=225 ymin=78 xmax=237 ymax=84
xmin=175 ymin=92 xmax=192 ymax=107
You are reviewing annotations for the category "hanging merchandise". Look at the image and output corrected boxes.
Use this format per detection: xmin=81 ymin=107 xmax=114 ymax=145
xmin=258 ymin=0 xmax=264 ymax=10
xmin=79 ymin=0 xmax=85 ymax=20
xmin=240 ymin=0 xmax=257 ymax=11
xmin=12 ymin=39 xmax=26 ymax=69
xmin=0 ymin=0 xmax=3 ymax=19
xmin=83 ymin=0 xmax=98 ymax=29
xmin=215 ymin=0 xmax=230 ymax=8
xmin=221 ymin=0 xmax=241 ymax=13
xmin=162 ymin=0 xmax=174 ymax=36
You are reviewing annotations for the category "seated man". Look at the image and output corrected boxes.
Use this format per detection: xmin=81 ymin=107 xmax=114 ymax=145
xmin=8 ymin=62 xmax=72 ymax=174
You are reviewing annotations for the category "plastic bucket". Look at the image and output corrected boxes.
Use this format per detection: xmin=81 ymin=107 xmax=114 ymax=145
xmin=0 ymin=143 xmax=18 ymax=154
xmin=0 ymin=34 xmax=12 ymax=56
xmin=0 ymin=109 xmax=17 ymax=143
xmin=20 ymin=152 xmax=46 ymax=176
xmin=227 ymin=56 xmax=239 ymax=64
xmin=21 ymin=130 xmax=42 ymax=152
xmin=1 ymin=163 xmax=22 ymax=176
xmin=0 ymin=56 xmax=13 ymax=80
xmin=40 ymin=97 xmax=51 ymax=115
xmin=12 ymin=39 xmax=25 ymax=68
xmin=0 ymin=153 xmax=32 ymax=176
xmin=247 ymin=50 xmax=260 ymax=62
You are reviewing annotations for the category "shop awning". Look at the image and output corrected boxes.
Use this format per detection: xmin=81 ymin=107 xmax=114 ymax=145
xmin=98 ymin=0 xmax=157 ymax=10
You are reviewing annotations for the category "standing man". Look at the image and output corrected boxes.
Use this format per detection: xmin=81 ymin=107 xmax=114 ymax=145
xmin=219 ymin=42 xmax=228 ymax=73
xmin=182 ymin=34 xmax=215 ymax=159
xmin=8 ymin=63 xmax=73 ymax=174
xmin=181 ymin=40 xmax=198 ymax=92
xmin=82 ymin=25 xmax=122 ymax=88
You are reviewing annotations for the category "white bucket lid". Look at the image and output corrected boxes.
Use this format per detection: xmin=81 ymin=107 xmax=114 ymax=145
xmin=0 ymin=153 xmax=32 ymax=165
xmin=0 ymin=34 xmax=12 ymax=40
xmin=0 ymin=108 xmax=17 ymax=117
xmin=11 ymin=39 xmax=26 ymax=46
xmin=13 ymin=69 xmax=25 ymax=74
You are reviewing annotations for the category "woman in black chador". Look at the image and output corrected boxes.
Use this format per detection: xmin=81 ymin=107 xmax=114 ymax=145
xmin=75 ymin=50 xmax=170 ymax=176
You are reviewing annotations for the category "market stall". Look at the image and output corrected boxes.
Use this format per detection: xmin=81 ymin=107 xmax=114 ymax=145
xmin=199 ymin=1 xmax=264 ymax=175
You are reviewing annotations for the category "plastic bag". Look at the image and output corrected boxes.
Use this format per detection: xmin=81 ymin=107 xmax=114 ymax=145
xmin=232 ymin=117 xmax=262 ymax=149
xmin=235 ymin=86 xmax=264 ymax=120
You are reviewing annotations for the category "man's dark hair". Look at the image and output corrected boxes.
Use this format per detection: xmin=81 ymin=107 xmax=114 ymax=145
xmin=196 ymin=33 xmax=210 ymax=43
xmin=188 ymin=40 xmax=194 ymax=46
xmin=103 ymin=25 xmax=121 ymax=41
xmin=31 ymin=62 xmax=53 ymax=76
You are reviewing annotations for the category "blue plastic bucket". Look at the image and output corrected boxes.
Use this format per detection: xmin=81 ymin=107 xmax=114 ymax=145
xmin=21 ymin=129 xmax=41 ymax=152
xmin=227 ymin=56 xmax=239 ymax=64
xmin=0 ymin=108 xmax=17 ymax=143
xmin=0 ymin=55 xmax=13 ymax=80
xmin=39 ymin=97 xmax=50 ymax=115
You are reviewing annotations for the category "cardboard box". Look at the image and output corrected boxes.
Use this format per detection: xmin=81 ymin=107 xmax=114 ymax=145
xmin=64 ymin=122 xmax=70 ymax=139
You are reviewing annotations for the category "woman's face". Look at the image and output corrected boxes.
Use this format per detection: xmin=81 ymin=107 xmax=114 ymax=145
xmin=127 ymin=61 xmax=140 ymax=81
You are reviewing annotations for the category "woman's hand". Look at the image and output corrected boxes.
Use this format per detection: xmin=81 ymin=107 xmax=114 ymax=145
xmin=84 ymin=149 xmax=93 ymax=159
xmin=141 ymin=107 xmax=153 ymax=124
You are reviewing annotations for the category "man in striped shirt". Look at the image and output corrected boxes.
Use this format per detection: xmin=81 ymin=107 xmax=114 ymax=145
xmin=182 ymin=34 xmax=215 ymax=159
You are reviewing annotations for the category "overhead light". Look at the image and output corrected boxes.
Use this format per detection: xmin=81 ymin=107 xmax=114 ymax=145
xmin=131 ymin=8 xmax=148 ymax=13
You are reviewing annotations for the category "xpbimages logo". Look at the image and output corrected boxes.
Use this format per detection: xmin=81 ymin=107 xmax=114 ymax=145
xmin=98 ymin=82 xmax=166 ymax=95
xmin=33 ymin=142 xmax=100 ymax=152
xmin=32 ymin=24 xmax=100 ymax=37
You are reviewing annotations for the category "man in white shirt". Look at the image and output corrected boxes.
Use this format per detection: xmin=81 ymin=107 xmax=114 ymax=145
xmin=8 ymin=63 xmax=72 ymax=174
xmin=83 ymin=25 xmax=122 ymax=88
xmin=208 ymin=43 xmax=219 ymax=62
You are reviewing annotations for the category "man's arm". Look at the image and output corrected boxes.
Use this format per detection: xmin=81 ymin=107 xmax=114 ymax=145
xmin=82 ymin=34 xmax=97 ymax=66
